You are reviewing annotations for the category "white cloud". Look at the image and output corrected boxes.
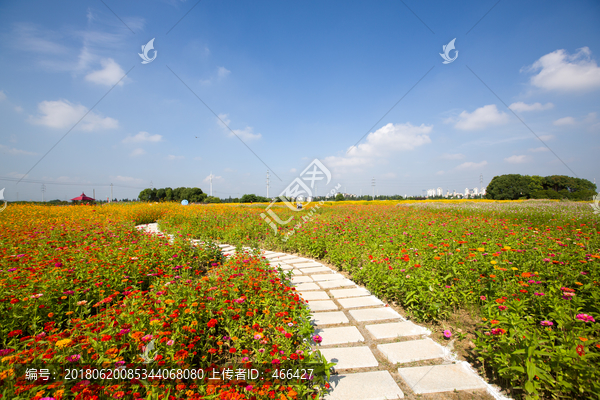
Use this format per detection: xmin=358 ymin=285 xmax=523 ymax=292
xmin=539 ymin=134 xmax=554 ymax=141
xmin=194 ymin=157 xmax=202 ymax=161
xmin=504 ymin=155 xmax=528 ymax=164
xmin=508 ymin=102 xmax=554 ymax=112
xmin=30 ymin=99 xmax=118 ymax=131
xmin=524 ymin=47 xmax=600 ymax=91
xmin=217 ymin=66 xmax=230 ymax=79
xmin=290 ymin=168 xmax=297 ymax=173
xmin=85 ymin=58 xmax=126 ymax=87
xmin=14 ymin=106 xmax=23 ymax=113
xmin=122 ymin=131 xmax=163 ymax=143
xmin=5 ymin=172 xmax=28 ymax=179
xmin=130 ymin=148 xmax=145 ymax=157
xmin=166 ymin=154 xmax=184 ymax=160
xmin=584 ymin=112 xmax=597 ymax=123
xmin=217 ymin=114 xmax=262 ymax=141
xmin=383 ymin=172 xmax=396 ymax=179
xmin=9 ymin=134 xmax=17 ymax=143
xmin=455 ymin=161 xmax=488 ymax=170
xmin=441 ymin=153 xmax=464 ymax=160
xmin=112 ymin=175 xmax=144 ymax=185
xmin=453 ymin=105 xmax=509 ymax=131
xmin=324 ymin=122 xmax=432 ymax=172
xmin=0 ymin=144 xmax=36 ymax=156
xmin=435 ymin=170 xmax=445 ymax=175
xmin=553 ymin=116 xmax=576 ymax=126
xmin=528 ymin=147 xmax=549 ymax=152
xmin=224 ymin=167 xmax=236 ymax=172
xmin=0 ymin=91 xmax=6 ymax=101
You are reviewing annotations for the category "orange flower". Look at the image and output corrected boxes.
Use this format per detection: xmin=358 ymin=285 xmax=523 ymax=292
xmin=490 ymin=320 xmax=499 ymax=325
xmin=579 ymin=337 xmax=588 ymax=342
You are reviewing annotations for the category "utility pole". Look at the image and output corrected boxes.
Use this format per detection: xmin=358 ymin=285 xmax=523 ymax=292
xmin=110 ymin=183 xmax=113 ymax=203
xmin=150 ymin=181 xmax=154 ymax=190
xmin=371 ymin=177 xmax=375 ymax=201
xmin=266 ymin=170 xmax=270 ymax=198
xmin=41 ymin=184 xmax=46 ymax=202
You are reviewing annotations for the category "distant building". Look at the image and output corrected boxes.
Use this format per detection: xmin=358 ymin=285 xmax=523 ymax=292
xmin=437 ymin=187 xmax=443 ymax=196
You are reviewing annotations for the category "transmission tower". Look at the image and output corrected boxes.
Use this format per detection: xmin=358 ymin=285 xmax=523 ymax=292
xmin=371 ymin=177 xmax=375 ymax=200
xmin=41 ymin=184 xmax=46 ymax=202
xmin=266 ymin=170 xmax=270 ymax=198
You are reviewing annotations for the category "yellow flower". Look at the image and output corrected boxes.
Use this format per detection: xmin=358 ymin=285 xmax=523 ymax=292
xmin=490 ymin=260 xmax=497 ymax=265
xmin=511 ymin=267 xmax=518 ymax=271
xmin=56 ymin=339 xmax=72 ymax=348
xmin=0 ymin=369 xmax=14 ymax=379
xmin=477 ymin=248 xmax=485 ymax=252
xmin=165 ymin=299 xmax=175 ymax=305
xmin=482 ymin=318 xmax=488 ymax=321
xmin=504 ymin=246 xmax=511 ymax=250
xmin=575 ymin=282 xmax=583 ymax=286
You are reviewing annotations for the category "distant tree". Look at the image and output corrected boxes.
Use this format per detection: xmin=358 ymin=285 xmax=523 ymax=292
xmin=138 ymin=188 xmax=152 ymax=201
xmin=335 ymin=193 xmax=345 ymax=201
xmin=241 ymin=194 xmax=258 ymax=203
xmin=165 ymin=187 xmax=173 ymax=201
xmin=486 ymin=174 xmax=532 ymax=200
xmin=173 ymin=187 xmax=185 ymax=202
xmin=206 ymin=196 xmax=221 ymax=203
xmin=156 ymin=188 xmax=166 ymax=201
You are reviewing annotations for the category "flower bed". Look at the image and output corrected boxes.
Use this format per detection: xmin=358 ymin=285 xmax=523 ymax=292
xmin=0 ymin=204 xmax=330 ymax=399
xmin=159 ymin=201 xmax=600 ymax=399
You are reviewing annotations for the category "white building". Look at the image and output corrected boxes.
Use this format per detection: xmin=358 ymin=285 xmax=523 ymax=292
xmin=437 ymin=187 xmax=443 ymax=196
xmin=473 ymin=187 xmax=479 ymax=196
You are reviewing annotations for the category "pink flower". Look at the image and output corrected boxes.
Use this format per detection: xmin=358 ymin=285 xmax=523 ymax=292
xmin=480 ymin=296 xmax=487 ymax=301
xmin=575 ymin=314 xmax=595 ymax=323
xmin=540 ymin=320 xmax=553 ymax=326
xmin=312 ymin=335 xmax=323 ymax=344
xmin=498 ymin=305 xmax=507 ymax=311
xmin=443 ymin=330 xmax=452 ymax=338
xmin=166 ymin=340 xmax=174 ymax=346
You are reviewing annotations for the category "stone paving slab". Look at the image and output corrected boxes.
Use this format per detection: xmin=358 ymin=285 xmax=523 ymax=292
xmin=319 ymin=347 xmax=378 ymax=370
xmin=221 ymin=247 xmax=235 ymax=251
xmin=264 ymin=253 xmax=287 ymax=259
xmin=377 ymin=339 xmax=445 ymax=364
xmin=325 ymin=371 xmax=404 ymax=400
xmin=397 ymin=362 xmax=487 ymax=394
xmin=296 ymin=266 xmax=333 ymax=273
xmin=274 ymin=255 xmax=301 ymax=261
xmin=365 ymin=321 xmax=431 ymax=340
xmin=294 ymin=262 xmax=325 ymax=268
xmin=307 ymin=300 xmax=339 ymax=312
xmin=217 ymin=244 xmax=230 ymax=248
xmin=291 ymin=276 xmax=313 ymax=284
xmin=329 ymin=288 xmax=371 ymax=298
xmin=337 ymin=296 xmax=384 ymax=309
xmin=349 ymin=308 xmax=403 ymax=322
xmin=314 ymin=326 xmax=364 ymax=346
xmin=318 ymin=279 xmax=357 ymax=289
xmin=294 ymin=283 xmax=321 ymax=291
xmin=311 ymin=311 xmax=349 ymax=326
xmin=291 ymin=269 xmax=302 ymax=275
xmin=277 ymin=265 xmax=293 ymax=271
xmin=298 ymin=291 xmax=330 ymax=301
xmin=282 ymin=257 xmax=312 ymax=263
xmin=311 ymin=273 xmax=345 ymax=282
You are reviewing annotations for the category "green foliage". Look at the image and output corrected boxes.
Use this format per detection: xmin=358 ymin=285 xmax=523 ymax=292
xmin=487 ymin=174 xmax=596 ymax=200
xmin=138 ymin=187 xmax=206 ymax=202
xmin=335 ymin=193 xmax=344 ymax=201
xmin=240 ymin=194 xmax=270 ymax=203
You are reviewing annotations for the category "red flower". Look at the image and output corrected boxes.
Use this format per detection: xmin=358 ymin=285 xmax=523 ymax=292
xmin=101 ymin=335 xmax=112 ymax=341
xmin=576 ymin=344 xmax=585 ymax=357
xmin=229 ymin=348 xmax=237 ymax=354
xmin=208 ymin=348 xmax=217 ymax=354
xmin=8 ymin=330 xmax=22 ymax=337
xmin=232 ymin=315 xmax=240 ymax=321
xmin=207 ymin=319 xmax=218 ymax=328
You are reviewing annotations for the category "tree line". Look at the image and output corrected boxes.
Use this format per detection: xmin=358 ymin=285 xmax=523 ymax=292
xmin=485 ymin=174 xmax=596 ymax=200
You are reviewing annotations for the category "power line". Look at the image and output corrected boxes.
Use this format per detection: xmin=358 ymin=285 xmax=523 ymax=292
xmin=0 ymin=176 xmax=145 ymax=189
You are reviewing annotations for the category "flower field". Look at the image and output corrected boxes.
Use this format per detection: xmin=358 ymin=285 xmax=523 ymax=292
xmin=0 ymin=204 xmax=331 ymax=400
xmin=158 ymin=200 xmax=600 ymax=399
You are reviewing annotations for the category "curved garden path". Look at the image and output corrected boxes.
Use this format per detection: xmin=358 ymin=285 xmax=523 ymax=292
xmin=137 ymin=223 xmax=511 ymax=400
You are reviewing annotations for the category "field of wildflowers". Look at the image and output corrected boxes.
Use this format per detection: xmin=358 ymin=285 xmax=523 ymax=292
xmin=159 ymin=200 xmax=600 ymax=399
xmin=0 ymin=204 xmax=331 ymax=400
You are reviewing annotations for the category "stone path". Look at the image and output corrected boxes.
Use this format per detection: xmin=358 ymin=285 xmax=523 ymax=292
xmin=136 ymin=223 xmax=510 ymax=400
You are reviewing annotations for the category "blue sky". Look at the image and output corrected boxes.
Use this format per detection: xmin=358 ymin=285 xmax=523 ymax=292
xmin=1 ymin=0 xmax=599 ymax=201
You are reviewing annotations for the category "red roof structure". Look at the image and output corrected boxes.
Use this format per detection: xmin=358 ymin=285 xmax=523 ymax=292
xmin=71 ymin=192 xmax=95 ymax=202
